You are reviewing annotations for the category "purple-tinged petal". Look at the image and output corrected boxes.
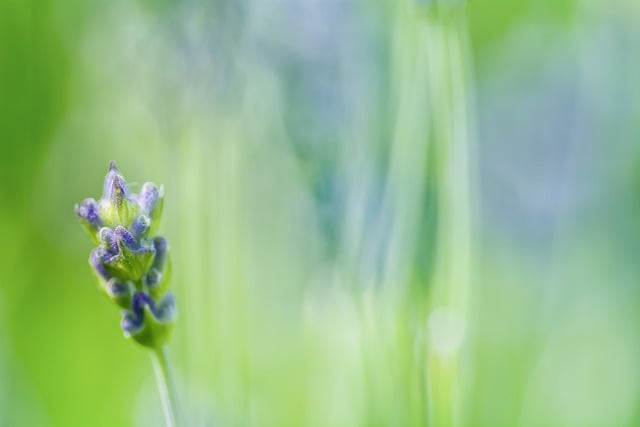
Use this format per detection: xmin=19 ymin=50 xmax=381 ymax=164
xmin=100 ymin=162 xmax=138 ymax=227
xmin=90 ymin=248 xmax=111 ymax=281
xmin=131 ymin=291 xmax=175 ymax=323
xmin=75 ymin=198 xmax=103 ymax=229
xmin=132 ymin=291 xmax=155 ymax=317
xmin=103 ymin=278 xmax=132 ymax=309
xmin=115 ymin=226 xmax=156 ymax=259
xmin=115 ymin=226 xmax=140 ymax=251
xmin=122 ymin=292 xmax=176 ymax=345
xmin=122 ymin=311 xmax=143 ymax=336
xmin=131 ymin=215 xmax=151 ymax=238
xmin=152 ymin=236 xmax=169 ymax=268
xmin=145 ymin=236 xmax=171 ymax=298
xmin=106 ymin=279 xmax=128 ymax=297
xmin=103 ymin=161 xmax=130 ymax=202
xmin=98 ymin=227 xmax=119 ymax=254
xmin=153 ymin=292 xmax=177 ymax=322
xmin=138 ymin=182 xmax=161 ymax=215
xmin=144 ymin=268 xmax=163 ymax=288
xmin=98 ymin=227 xmax=113 ymax=242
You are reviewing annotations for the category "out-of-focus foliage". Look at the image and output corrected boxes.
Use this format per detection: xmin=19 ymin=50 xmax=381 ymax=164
xmin=1 ymin=0 xmax=640 ymax=426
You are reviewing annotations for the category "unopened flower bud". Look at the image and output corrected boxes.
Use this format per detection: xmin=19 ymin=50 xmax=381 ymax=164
xmin=103 ymin=161 xmax=130 ymax=203
xmin=104 ymin=278 xmax=132 ymax=309
xmin=145 ymin=268 xmax=163 ymax=288
xmin=139 ymin=183 xmax=161 ymax=215
xmin=98 ymin=227 xmax=119 ymax=254
xmin=131 ymin=215 xmax=151 ymax=238
xmin=90 ymin=247 xmax=112 ymax=282
xmin=75 ymin=198 xmax=103 ymax=243
xmin=139 ymin=182 xmax=164 ymax=235
xmin=100 ymin=162 xmax=137 ymax=227
xmin=144 ymin=237 xmax=171 ymax=298
xmin=122 ymin=292 xmax=176 ymax=348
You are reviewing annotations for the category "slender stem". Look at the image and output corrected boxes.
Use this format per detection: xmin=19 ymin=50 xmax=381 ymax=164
xmin=151 ymin=346 xmax=179 ymax=427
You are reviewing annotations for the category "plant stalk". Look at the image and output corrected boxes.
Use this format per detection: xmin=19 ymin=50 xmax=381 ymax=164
xmin=151 ymin=346 xmax=179 ymax=427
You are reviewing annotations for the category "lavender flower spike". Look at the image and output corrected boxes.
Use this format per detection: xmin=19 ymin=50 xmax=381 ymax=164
xmin=75 ymin=162 xmax=176 ymax=349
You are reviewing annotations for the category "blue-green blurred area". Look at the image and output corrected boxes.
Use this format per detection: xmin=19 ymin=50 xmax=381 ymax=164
xmin=2 ymin=0 xmax=640 ymax=426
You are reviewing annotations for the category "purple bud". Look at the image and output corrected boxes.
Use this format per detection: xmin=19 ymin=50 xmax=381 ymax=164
xmin=145 ymin=268 xmax=163 ymax=288
xmin=133 ymin=291 xmax=175 ymax=321
xmin=99 ymin=227 xmax=119 ymax=254
xmin=75 ymin=198 xmax=103 ymax=230
xmin=121 ymin=292 xmax=176 ymax=340
xmin=103 ymin=162 xmax=130 ymax=205
xmin=99 ymin=227 xmax=114 ymax=243
xmin=132 ymin=291 xmax=155 ymax=317
xmin=95 ymin=239 xmax=120 ymax=266
xmin=115 ymin=226 xmax=139 ymax=250
xmin=106 ymin=279 xmax=129 ymax=297
xmin=90 ymin=248 xmax=111 ymax=281
xmin=115 ymin=226 xmax=156 ymax=263
xmin=131 ymin=215 xmax=151 ymax=237
xmin=152 ymin=236 xmax=169 ymax=268
xmin=121 ymin=311 xmax=143 ymax=336
xmin=138 ymin=183 xmax=162 ymax=215
xmin=154 ymin=292 xmax=177 ymax=322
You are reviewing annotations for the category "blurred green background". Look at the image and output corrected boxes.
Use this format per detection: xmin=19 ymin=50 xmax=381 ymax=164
xmin=1 ymin=0 xmax=640 ymax=426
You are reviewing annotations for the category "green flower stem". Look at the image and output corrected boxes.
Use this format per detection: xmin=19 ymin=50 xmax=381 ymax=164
xmin=151 ymin=346 xmax=179 ymax=427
